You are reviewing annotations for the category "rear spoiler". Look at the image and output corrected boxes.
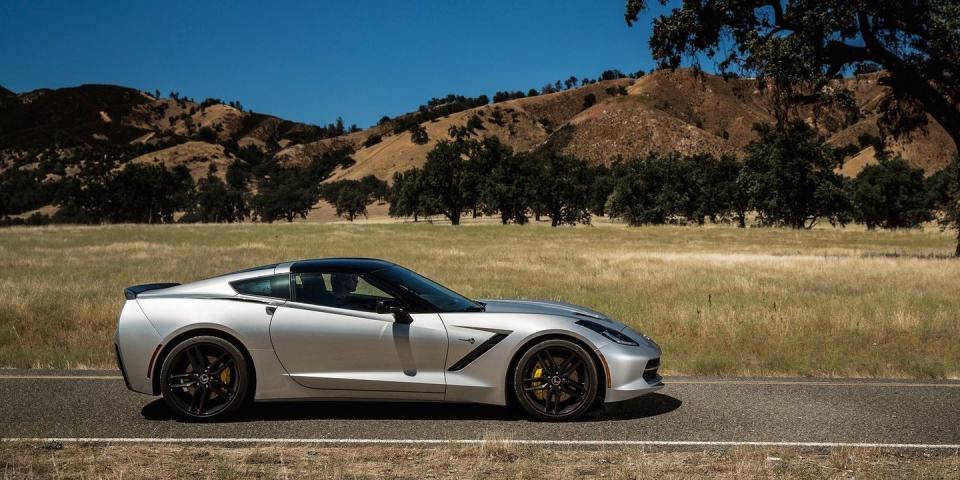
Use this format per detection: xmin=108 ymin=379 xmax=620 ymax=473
xmin=124 ymin=283 xmax=180 ymax=300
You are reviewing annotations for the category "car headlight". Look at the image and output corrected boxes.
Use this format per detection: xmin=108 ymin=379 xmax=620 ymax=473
xmin=575 ymin=320 xmax=639 ymax=346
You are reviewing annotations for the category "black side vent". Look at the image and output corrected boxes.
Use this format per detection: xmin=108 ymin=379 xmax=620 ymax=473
xmin=448 ymin=333 xmax=508 ymax=371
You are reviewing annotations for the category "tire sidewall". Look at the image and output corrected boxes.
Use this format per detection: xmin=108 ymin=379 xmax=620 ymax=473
xmin=512 ymin=338 xmax=599 ymax=421
xmin=159 ymin=335 xmax=250 ymax=421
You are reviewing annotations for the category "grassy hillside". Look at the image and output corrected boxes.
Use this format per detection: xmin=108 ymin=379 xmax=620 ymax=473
xmin=0 ymin=221 xmax=957 ymax=377
xmin=325 ymin=70 xmax=957 ymax=182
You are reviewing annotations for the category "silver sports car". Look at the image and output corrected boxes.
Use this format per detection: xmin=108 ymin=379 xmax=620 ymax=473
xmin=115 ymin=258 xmax=663 ymax=421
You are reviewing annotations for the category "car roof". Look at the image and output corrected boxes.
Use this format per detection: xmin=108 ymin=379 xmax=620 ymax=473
xmin=287 ymin=257 xmax=397 ymax=274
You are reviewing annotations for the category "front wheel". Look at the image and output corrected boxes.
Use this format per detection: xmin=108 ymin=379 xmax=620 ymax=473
xmin=159 ymin=336 xmax=250 ymax=421
xmin=512 ymin=339 xmax=599 ymax=421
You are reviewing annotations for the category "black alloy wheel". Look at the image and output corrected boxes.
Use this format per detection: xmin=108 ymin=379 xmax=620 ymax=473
xmin=512 ymin=339 xmax=598 ymax=421
xmin=159 ymin=336 xmax=250 ymax=421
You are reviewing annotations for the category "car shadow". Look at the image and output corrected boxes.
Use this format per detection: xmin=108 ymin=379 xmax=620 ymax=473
xmin=141 ymin=393 xmax=681 ymax=423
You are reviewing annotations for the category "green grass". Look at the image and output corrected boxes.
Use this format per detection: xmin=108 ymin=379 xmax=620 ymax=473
xmin=0 ymin=221 xmax=958 ymax=378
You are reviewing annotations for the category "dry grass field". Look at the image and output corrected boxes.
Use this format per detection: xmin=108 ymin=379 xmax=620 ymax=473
xmin=1 ymin=442 xmax=957 ymax=479
xmin=0 ymin=220 xmax=958 ymax=378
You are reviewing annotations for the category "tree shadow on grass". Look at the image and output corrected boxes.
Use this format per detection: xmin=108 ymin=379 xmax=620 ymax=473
xmin=141 ymin=393 xmax=681 ymax=424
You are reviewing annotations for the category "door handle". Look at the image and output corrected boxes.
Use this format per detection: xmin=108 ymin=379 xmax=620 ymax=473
xmin=265 ymin=306 xmax=277 ymax=315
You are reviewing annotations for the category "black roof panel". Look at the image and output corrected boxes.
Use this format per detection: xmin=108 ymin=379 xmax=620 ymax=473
xmin=289 ymin=258 xmax=397 ymax=273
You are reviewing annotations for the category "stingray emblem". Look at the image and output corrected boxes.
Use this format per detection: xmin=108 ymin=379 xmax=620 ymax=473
xmin=459 ymin=337 xmax=476 ymax=344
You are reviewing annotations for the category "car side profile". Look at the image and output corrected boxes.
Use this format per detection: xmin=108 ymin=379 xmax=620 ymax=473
xmin=115 ymin=258 xmax=663 ymax=421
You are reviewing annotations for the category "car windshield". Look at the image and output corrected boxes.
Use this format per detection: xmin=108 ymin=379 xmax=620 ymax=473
xmin=375 ymin=266 xmax=483 ymax=312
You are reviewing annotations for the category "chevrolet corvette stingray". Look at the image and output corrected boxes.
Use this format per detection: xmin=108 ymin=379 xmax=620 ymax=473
xmin=115 ymin=258 xmax=662 ymax=421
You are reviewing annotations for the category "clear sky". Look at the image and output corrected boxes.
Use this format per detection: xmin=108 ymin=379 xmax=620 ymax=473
xmin=1 ymin=0 xmax=674 ymax=128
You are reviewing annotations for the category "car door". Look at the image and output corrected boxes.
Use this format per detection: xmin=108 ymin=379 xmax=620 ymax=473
xmin=269 ymin=271 xmax=448 ymax=393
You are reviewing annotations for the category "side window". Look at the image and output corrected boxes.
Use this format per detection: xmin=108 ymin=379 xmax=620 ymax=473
xmin=231 ymin=274 xmax=290 ymax=300
xmin=293 ymin=271 xmax=397 ymax=312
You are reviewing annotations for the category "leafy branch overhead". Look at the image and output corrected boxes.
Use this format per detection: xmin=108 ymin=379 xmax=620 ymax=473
xmin=625 ymin=0 xmax=960 ymax=148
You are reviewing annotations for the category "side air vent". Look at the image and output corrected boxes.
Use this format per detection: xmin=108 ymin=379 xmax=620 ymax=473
xmin=448 ymin=333 xmax=508 ymax=371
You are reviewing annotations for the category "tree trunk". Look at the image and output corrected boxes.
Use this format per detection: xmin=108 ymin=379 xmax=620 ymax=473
xmin=955 ymin=227 xmax=960 ymax=258
xmin=449 ymin=211 xmax=461 ymax=225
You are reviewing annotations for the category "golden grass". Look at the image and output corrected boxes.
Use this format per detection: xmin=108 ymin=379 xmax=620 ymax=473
xmin=0 ymin=221 xmax=958 ymax=377
xmin=0 ymin=442 xmax=957 ymax=479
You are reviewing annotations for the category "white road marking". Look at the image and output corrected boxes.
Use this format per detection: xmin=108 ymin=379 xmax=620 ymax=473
xmin=669 ymin=380 xmax=960 ymax=388
xmin=0 ymin=376 xmax=121 ymax=380
xmin=1 ymin=438 xmax=958 ymax=449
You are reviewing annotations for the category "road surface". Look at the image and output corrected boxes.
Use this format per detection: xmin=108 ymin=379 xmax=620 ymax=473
xmin=1 ymin=370 xmax=958 ymax=449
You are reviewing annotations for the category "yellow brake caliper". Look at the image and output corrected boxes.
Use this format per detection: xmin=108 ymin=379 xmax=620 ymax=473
xmin=532 ymin=363 xmax=545 ymax=400
xmin=219 ymin=367 xmax=231 ymax=386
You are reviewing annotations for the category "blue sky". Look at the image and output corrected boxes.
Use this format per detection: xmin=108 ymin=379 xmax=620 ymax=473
xmin=1 ymin=0 xmax=676 ymax=128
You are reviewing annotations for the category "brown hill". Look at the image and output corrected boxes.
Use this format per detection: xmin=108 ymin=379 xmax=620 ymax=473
xmin=322 ymin=69 xmax=955 ymax=182
xmin=0 ymin=84 xmax=346 ymax=184
xmin=1 ymin=69 xmax=956 ymax=204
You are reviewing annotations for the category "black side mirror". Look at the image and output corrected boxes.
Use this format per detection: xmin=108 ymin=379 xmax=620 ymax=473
xmin=377 ymin=300 xmax=413 ymax=324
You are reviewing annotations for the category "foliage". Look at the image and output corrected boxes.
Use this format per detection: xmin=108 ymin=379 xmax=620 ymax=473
xmin=532 ymin=154 xmax=592 ymax=226
xmin=472 ymin=138 xmax=534 ymax=224
xmin=624 ymin=0 xmax=960 ymax=150
xmin=582 ymin=93 xmax=597 ymax=110
xmin=850 ymin=157 xmax=931 ymax=229
xmin=741 ymin=121 xmax=851 ymax=229
xmin=927 ymin=156 xmax=960 ymax=256
xmin=55 ymin=162 xmax=193 ymax=224
xmin=388 ymin=168 xmax=434 ymax=221
xmin=410 ymin=124 xmax=429 ymax=145
xmin=250 ymin=149 xmax=355 ymax=223
xmin=321 ymin=180 xmax=373 ymax=221
xmin=466 ymin=114 xmax=485 ymax=133
xmin=419 ymin=139 xmax=476 ymax=225
xmin=181 ymin=174 xmax=248 ymax=223
xmin=608 ymin=154 xmax=694 ymax=226
xmin=363 ymin=134 xmax=382 ymax=148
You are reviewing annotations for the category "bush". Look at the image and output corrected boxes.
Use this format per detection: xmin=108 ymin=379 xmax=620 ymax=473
xmin=363 ymin=134 xmax=383 ymax=148
xmin=410 ymin=124 xmax=429 ymax=145
xmin=582 ymin=93 xmax=597 ymax=110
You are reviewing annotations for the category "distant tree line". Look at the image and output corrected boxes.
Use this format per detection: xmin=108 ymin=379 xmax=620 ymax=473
xmin=0 ymin=145 xmax=359 ymax=226
xmin=377 ymin=122 xmax=960 ymax=253
xmin=491 ymin=69 xmax=646 ymax=103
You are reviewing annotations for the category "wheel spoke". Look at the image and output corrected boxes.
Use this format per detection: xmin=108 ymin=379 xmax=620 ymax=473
xmin=536 ymin=351 xmax=556 ymax=372
xmin=561 ymin=357 xmax=582 ymax=376
xmin=185 ymin=347 xmax=206 ymax=372
xmin=191 ymin=385 xmax=208 ymax=413
xmin=209 ymin=353 xmax=229 ymax=370
xmin=169 ymin=374 xmax=197 ymax=388
xmin=521 ymin=375 xmax=548 ymax=384
xmin=561 ymin=384 xmax=583 ymax=400
xmin=210 ymin=381 xmax=231 ymax=397
xmin=212 ymin=358 xmax=234 ymax=375
xmin=565 ymin=380 xmax=587 ymax=394
xmin=523 ymin=384 xmax=549 ymax=392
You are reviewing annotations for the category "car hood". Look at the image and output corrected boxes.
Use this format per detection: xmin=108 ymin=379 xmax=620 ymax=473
xmin=478 ymin=299 xmax=626 ymax=330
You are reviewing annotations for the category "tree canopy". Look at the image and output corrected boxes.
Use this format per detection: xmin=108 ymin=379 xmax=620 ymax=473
xmin=625 ymin=1 xmax=960 ymax=149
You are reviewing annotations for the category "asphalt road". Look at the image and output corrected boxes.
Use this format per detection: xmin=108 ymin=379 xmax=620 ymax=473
xmin=1 ymin=370 xmax=958 ymax=447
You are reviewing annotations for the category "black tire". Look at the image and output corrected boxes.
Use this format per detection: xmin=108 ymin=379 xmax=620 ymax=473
xmin=159 ymin=335 xmax=251 ymax=421
xmin=511 ymin=338 xmax=599 ymax=421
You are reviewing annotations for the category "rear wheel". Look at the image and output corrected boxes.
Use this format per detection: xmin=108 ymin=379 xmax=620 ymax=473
xmin=159 ymin=336 xmax=250 ymax=421
xmin=512 ymin=339 xmax=598 ymax=421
